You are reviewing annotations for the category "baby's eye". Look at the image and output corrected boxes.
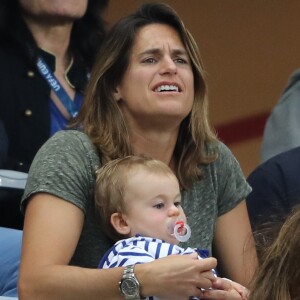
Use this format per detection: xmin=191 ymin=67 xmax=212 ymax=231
xmin=174 ymin=201 xmax=181 ymax=207
xmin=153 ymin=203 xmax=164 ymax=209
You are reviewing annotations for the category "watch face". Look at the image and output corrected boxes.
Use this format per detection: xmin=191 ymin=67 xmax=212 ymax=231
xmin=121 ymin=278 xmax=139 ymax=296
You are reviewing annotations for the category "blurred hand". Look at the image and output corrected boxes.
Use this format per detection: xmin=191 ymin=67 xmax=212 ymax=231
xmin=201 ymin=277 xmax=249 ymax=300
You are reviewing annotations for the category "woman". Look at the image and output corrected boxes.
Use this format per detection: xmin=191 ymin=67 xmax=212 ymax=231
xmin=0 ymin=0 xmax=108 ymax=173
xmin=19 ymin=3 xmax=257 ymax=299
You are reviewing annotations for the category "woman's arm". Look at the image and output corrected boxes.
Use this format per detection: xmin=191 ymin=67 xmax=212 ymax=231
xmin=213 ymin=200 xmax=258 ymax=287
xmin=18 ymin=193 xmax=217 ymax=300
xmin=18 ymin=193 xmax=126 ymax=300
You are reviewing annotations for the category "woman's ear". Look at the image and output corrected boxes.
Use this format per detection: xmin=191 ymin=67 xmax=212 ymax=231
xmin=113 ymin=86 xmax=122 ymax=102
xmin=110 ymin=212 xmax=130 ymax=235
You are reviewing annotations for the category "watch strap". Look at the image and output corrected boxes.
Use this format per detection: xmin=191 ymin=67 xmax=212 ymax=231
xmin=119 ymin=264 xmax=145 ymax=300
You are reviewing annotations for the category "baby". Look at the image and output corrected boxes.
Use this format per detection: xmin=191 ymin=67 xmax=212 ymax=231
xmin=96 ymin=156 xmax=248 ymax=300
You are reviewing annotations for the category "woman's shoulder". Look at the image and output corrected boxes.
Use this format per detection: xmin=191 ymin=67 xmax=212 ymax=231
xmin=49 ymin=130 xmax=94 ymax=148
xmin=205 ymin=140 xmax=236 ymax=163
xmin=34 ymin=130 xmax=99 ymax=166
xmin=203 ymin=140 xmax=246 ymax=183
xmin=56 ymin=129 xmax=90 ymax=140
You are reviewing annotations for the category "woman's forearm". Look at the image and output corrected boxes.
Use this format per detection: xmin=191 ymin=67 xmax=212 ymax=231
xmin=19 ymin=265 xmax=124 ymax=300
xmin=213 ymin=201 xmax=258 ymax=286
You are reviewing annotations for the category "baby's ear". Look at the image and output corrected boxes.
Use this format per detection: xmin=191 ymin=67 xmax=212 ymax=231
xmin=110 ymin=212 xmax=130 ymax=235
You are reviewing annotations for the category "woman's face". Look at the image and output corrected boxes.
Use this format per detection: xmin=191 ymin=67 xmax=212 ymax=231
xmin=115 ymin=23 xmax=194 ymax=130
xmin=19 ymin=0 xmax=88 ymax=21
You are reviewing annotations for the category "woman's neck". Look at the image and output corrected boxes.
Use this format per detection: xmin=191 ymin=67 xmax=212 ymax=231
xmin=24 ymin=17 xmax=73 ymax=69
xmin=131 ymin=128 xmax=178 ymax=167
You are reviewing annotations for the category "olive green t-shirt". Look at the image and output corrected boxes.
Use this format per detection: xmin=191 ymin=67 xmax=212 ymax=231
xmin=21 ymin=130 xmax=251 ymax=268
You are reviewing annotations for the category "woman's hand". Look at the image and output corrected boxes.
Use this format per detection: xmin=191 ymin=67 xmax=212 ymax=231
xmin=135 ymin=253 xmax=217 ymax=300
xmin=201 ymin=277 xmax=249 ymax=300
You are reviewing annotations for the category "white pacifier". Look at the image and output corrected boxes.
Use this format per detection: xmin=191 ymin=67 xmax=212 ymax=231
xmin=173 ymin=220 xmax=191 ymax=242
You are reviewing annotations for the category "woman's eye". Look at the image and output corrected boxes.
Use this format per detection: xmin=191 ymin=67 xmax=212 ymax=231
xmin=143 ymin=57 xmax=156 ymax=64
xmin=154 ymin=203 xmax=164 ymax=209
xmin=174 ymin=58 xmax=187 ymax=64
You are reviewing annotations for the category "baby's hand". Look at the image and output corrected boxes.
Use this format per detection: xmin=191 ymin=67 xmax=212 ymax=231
xmin=200 ymin=277 xmax=249 ymax=300
xmin=226 ymin=279 xmax=249 ymax=300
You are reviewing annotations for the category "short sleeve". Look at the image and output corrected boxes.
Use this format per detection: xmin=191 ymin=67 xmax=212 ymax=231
xmin=21 ymin=130 xmax=99 ymax=214
xmin=211 ymin=142 xmax=252 ymax=216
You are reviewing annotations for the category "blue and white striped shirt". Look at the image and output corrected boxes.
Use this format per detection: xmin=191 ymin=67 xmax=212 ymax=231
xmin=98 ymin=235 xmax=216 ymax=300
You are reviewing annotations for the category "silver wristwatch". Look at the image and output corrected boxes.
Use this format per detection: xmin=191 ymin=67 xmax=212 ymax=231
xmin=119 ymin=265 xmax=144 ymax=300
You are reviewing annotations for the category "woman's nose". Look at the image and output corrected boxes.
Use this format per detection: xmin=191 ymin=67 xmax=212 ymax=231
xmin=160 ymin=57 xmax=177 ymax=75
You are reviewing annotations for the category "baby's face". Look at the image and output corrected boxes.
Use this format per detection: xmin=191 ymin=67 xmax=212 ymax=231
xmin=122 ymin=169 xmax=186 ymax=245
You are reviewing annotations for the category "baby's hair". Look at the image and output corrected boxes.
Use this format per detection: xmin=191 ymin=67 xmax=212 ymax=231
xmin=95 ymin=155 xmax=176 ymax=241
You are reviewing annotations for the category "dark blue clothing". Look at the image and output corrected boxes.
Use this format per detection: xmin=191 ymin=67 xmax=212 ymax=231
xmin=50 ymin=92 xmax=83 ymax=136
xmin=246 ymin=146 xmax=300 ymax=229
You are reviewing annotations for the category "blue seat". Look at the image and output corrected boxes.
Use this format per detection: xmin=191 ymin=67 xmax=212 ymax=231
xmin=0 ymin=227 xmax=22 ymax=297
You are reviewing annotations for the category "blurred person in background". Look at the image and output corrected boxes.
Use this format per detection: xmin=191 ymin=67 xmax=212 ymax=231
xmin=0 ymin=0 xmax=108 ymax=229
xmin=261 ymin=69 xmax=300 ymax=162
xmin=247 ymin=146 xmax=300 ymax=233
xmin=0 ymin=0 xmax=108 ymax=173
xmin=246 ymin=146 xmax=300 ymax=261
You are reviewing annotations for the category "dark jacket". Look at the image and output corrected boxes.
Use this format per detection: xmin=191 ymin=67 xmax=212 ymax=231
xmin=0 ymin=119 xmax=8 ymax=168
xmin=0 ymin=18 xmax=88 ymax=172
xmin=246 ymin=146 xmax=300 ymax=230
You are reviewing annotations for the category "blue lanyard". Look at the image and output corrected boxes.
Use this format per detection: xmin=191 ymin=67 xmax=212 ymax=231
xmin=36 ymin=56 xmax=79 ymax=117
